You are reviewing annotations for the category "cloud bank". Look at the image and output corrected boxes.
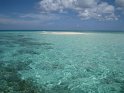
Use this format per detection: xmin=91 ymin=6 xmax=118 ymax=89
xmin=116 ymin=0 xmax=124 ymax=7
xmin=39 ymin=0 xmax=118 ymax=20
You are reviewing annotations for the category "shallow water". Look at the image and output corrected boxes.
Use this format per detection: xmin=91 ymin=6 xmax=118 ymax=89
xmin=0 ymin=32 xmax=124 ymax=93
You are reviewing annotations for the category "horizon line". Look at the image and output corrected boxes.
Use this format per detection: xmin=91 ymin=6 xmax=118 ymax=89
xmin=0 ymin=30 xmax=124 ymax=32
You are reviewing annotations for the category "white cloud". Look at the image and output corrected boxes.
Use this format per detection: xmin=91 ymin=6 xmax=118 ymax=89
xmin=39 ymin=0 xmax=117 ymax=20
xmin=78 ymin=2 xmax=117 ymax=20
xmin=39 ymin=0 xmax=77 ymax=12
xmin=115 ymin=0 xmax=124 ymax=15
xmin=116 ymin=0 xmax=124 ymax=7
xmin=20 ymin=13 xmax=59 ymax=21
xmin=0 ymin=13 xmax=60 ymax=24
xmin=98 ymin=2 xmax=115 ymax=13
xmin=76 ymin=0 xmax=98 ymax=8
xmin=0 ymin=17 xmax=39 ymax=25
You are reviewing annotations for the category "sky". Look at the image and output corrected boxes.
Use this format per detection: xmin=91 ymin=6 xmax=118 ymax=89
xmin=0 ymin=0 xmax=124 ymax=31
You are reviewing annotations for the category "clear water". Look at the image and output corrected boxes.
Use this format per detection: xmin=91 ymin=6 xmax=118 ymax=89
xmin=0 ymin=32 xmax=124 ymax=93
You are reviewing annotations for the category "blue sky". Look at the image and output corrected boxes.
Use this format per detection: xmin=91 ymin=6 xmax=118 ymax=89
xmin=0 ymin=0 xmax=124 ymax=31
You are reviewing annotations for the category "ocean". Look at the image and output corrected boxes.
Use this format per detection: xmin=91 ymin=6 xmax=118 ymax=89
xmin=0 ymin=31 xmax=124 ymax=93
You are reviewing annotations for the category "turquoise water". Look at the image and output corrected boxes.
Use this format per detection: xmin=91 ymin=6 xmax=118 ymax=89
xmin=0 ymin=32 xmax=124 ymax=93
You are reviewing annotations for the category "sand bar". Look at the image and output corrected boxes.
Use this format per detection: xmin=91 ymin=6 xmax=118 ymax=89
xmin=40 ymin=31 xmax=85 ymax=35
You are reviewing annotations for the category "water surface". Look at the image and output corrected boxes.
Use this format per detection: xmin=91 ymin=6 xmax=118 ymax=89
xmin=0 ymin=32 xmax=124 ymax=93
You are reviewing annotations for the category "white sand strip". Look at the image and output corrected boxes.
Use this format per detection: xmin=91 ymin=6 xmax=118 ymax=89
xmin=40 ymin=31 xmax=85 ymax=35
